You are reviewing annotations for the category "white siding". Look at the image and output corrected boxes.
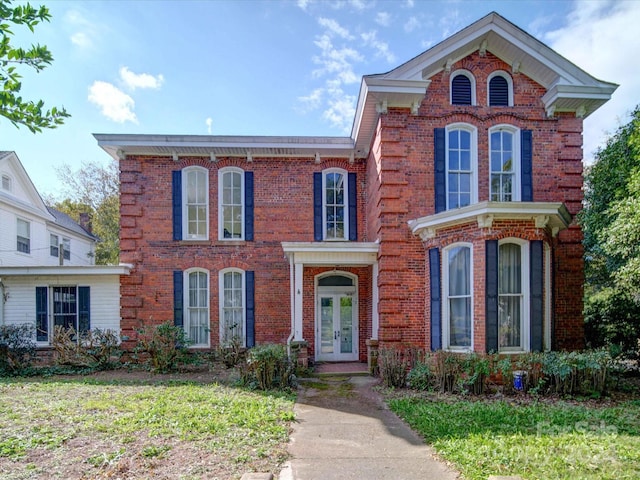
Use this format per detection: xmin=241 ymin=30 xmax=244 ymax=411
xmin=1 ymin=274 xmax=122 ymax=343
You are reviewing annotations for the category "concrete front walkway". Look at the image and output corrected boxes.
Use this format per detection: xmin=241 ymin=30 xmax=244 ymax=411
xmin=279 ymin=375 xmax=459 ymax=480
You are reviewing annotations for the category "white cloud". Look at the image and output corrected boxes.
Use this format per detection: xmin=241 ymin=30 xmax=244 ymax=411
xmin=544 ymin=0 xmax=640 ymax=161
xmin=323 ymin=92 xmax=357 ymax=133
xmin=88 ymin=81 xmax=138 ymax=124
xmin=361 ymin=30 xmax=395 ymax=64
xmin=206 ymin=117 xmax=213 ymax=135
xmin=318 ymin=17 xmax=353 ymax=39
xmin=349 ymin=0 xmax=369 ymax=11
xmin=405 ymin=0 xmax=415 ymax=8
xmin=119 ymin=67 xmax=164 ymax=91
xmin=311 ymin=34 xmax=362 ymax=83
xmin=70 ymin=32 xmax=92 ymax=49
xmin=404 ymin=16 xmax=420 ymax=33
xmin=375 ymin=11 xmax=391 ymax=27
xmin=297 ymin=88 xmax=324 ymax=113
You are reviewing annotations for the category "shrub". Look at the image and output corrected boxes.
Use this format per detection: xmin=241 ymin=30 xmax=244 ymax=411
xmin=53 ymin=326 xmax=121 ymax=369
xmin=407 ymin=361 xmax=432 ymax=390
xmin=459 ymin=353 xmax=490 ymax=394
xmin=134 ymin=322 xmax=190 ymax=373
xmin=242 ymin=344 xmax=294 ymax=390
xmin=431 ymin=350 xmax=461 ymax=393
xmin=378 ymin=347 xmax=420 ymax=388
xmin=0 ymin=324 xmax=37 ymax=374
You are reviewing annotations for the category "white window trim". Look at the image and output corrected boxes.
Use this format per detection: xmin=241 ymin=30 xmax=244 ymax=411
xmin=322 ymin=168 xmax=349 ymax=241
xmin=1 ymin=173 xmax=12 ymax=191
xmin=184 ymin=268 xmax=211 ymax=348
xmin=489 ymin=124 xmax=521 ymax=202
xmin=487 ymin=70 xmax=514 ymax=107
xmin=218 ymin=268 xmax=246 ymax=347
xmin=498 ymin=238 xmax=530 ymax=353
xmin=442 ymin=243 xmax=474 ymax=352
xmin=16 ymin=218 xmax=30 ymax=255
xmin=218 ymin=167 xmax=245 ymax=241
xmin=450 ymin=69 xmax=477 ymax=106
xmin=445 ymin=123 xmax=478 ymax=209
xmin=181 ymin=166 xmax=209 ymax=241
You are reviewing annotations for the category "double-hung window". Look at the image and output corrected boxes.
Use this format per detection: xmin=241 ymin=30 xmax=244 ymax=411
xmin=219 ymin=269 xmax=245 ymax=345
xmin=36 ymin=286 xmax=90 ymax=342
xmin=16 ymin=218 xmax=30 ymax=254
xmin=182 ymin=167 xmax=209 ymax=240
xmin=324 ymin=169 xmax=348 ymax=240
xmin=50 ymin=234 xmax=59 ymax=257
xmin=444 ymin=244 xmax=473 ymax=350
xmin=490 ymin=126 xmax=520 ymax=202
xmin=185 ymin=269 xmax=209 ymax=347
xmin=219 ymin=167 xmax=244 ymax=240
xmin=446 ymin=125 xmax=477 ymax=209
xmin=63 ymin=238 xmax=71 ymax=261
xmin=498 ymin=240 xmax=529 ymax=351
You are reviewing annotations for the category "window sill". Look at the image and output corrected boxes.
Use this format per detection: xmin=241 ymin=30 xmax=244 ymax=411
xmin=178 ymin=240 xmax=212 ymax=246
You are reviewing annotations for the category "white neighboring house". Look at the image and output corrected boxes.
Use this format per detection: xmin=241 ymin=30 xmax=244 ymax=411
xmin=0 ymin=151 xmax=130 ymax=347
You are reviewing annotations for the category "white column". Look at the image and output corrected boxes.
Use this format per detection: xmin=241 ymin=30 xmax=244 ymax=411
xmin=294 ymin=262 xmax=304 ymax=341
xmin=372 ymin=262 xmax=379 ymax=340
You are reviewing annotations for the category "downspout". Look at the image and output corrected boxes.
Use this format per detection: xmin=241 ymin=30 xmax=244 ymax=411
xmin=0 ymin=279 xmax=5 ymax=326
xmin=286 ymin=254 xmax=295 ymax=356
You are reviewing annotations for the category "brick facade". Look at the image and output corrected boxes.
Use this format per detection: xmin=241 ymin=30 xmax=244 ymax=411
xmin=102 ymin=13 xmax=617 ymax=361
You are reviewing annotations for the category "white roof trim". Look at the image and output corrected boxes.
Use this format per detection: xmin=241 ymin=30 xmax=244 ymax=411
xmin=281 ymin=242 xmax=379 ymax=265
xmin=408 ymin=201 xmax=572 ymax=240
xmin=0 ymin=264 xmax=133 ymax=276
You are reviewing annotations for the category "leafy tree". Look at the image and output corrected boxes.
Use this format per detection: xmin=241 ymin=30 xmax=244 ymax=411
xmin=1 ymin=0 xmax=70 ymax=132
xmin=47 ymin=160 xmax=120 ymax=265
xmin=580 ymin=107 xmax=640 ymax=359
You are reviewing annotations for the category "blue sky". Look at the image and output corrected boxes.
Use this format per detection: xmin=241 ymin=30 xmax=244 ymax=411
xmin=4 ymin=0 xmax=640 ymax=197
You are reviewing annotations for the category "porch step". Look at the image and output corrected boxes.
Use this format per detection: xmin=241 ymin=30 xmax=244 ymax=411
xmin=312 ymin=362 xmax=370 ymax=377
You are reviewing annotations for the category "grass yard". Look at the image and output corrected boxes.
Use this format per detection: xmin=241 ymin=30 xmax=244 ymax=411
xmin=0 ymin=374 xmax=295 ymax=479
xmin=389 ymin=396 xmax=640 ymax=480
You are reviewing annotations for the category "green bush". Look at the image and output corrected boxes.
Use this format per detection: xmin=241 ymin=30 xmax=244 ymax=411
xmin=242 ymin=344 xmax=294 ymax=390
xmin=407 ymin=361 xmax=432 ymax=390
xmin=0 ymin=324 xmax=37 ymax=374
xmin=134 ymin=322 xmax=190 ymax=373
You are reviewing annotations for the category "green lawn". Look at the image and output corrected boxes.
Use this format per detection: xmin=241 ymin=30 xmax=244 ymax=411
xmin=0 ymin=376 xmax=295 ymax=479
xmin=389 ymin=396 xmax=640 ymax=480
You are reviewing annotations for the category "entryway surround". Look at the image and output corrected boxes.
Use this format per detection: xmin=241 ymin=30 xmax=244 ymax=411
xmin=282 ymin=242 xmax=379 ymax=362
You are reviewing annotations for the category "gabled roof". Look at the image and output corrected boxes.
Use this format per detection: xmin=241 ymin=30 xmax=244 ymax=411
xmin=47 ymin=207 xmax=98 ymax=241
xmin=0 ymin=151 xmax=55 ymax=222
xmin=95 ymin=12 xmax=617 ymax=162
xmin=352 ymin=11 xmax=618 ymax=154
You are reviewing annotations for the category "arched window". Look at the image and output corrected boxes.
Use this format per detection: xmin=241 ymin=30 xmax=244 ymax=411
xmin=446 ymin=124 xmax=477 ymax=209
xmin=184 ymin=269 xmax=210 ymax=347
xmin=498 ymin=240 xmax=529 ymax=352
xmin=489 ymin=125 xmax=520 ymax=202
xmin=323 ymin=168 xmax=348 ymax=240
xmin=182 ymin=166 xmax=209 ymax=240
xmin=219 ymin=268 xmax=246 ymax=346
xmin=443 ymin=244 xmax=473 ymax=350
xmin=219 ymin=167 xmax=245 ymax=240
xmin=450 ymin=70 xmax=475 ymax=105
xmin=488 ymin=71 xmax=513 ymax=106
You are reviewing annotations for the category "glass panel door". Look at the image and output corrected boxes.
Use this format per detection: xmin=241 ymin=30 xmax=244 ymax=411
xmin=316 ymin=292 xmax=357 ymax=361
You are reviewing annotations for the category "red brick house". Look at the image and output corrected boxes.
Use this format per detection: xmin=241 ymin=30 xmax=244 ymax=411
xmin=96 ymin=13 xmax=616 ymax=363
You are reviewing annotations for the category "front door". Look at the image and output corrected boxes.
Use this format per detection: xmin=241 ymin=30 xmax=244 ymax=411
xmin=316 ymin=292 xmax=358 ymax=361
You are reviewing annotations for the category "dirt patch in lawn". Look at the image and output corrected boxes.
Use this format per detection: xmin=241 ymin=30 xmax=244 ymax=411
xmin=0 ymin=366 xmax=294 ymax=480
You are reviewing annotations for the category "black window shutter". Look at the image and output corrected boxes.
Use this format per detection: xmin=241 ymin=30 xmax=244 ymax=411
xmin=521 ymin=130 xmax=533 ymax=201
xmin=78 ymin=286 xmax=90 ymax=333
xmin=451 ymin=74 xmax=472 ymax=105
xmin=489 ymin=76 xmax=509 ymax=106
xmin=172 ymin=171 xmax=182 ymax=240
xmin=485 ymin=240 xmax=499 ymax=353
xmin=429 ymin=248 xmax=442 ymax=351
xmin=348 ymin=172 xmax=357 ymax=241
xmin=173 ymin=270 xmax=183 ymax=328
xmin=36 ymin=287 xmax=48 ymax=342
xmin=434 ymin=128 xmax=446 ymax=213
xmin=244 ymin=171 xmax=254 ymax=241
xmin=313 ymin=172 xmax=323 ymax=241
xmin=530 ymin=240 xmax=544 ymax=352
xmin=246 ymin=271 xmax=255 ymax=348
